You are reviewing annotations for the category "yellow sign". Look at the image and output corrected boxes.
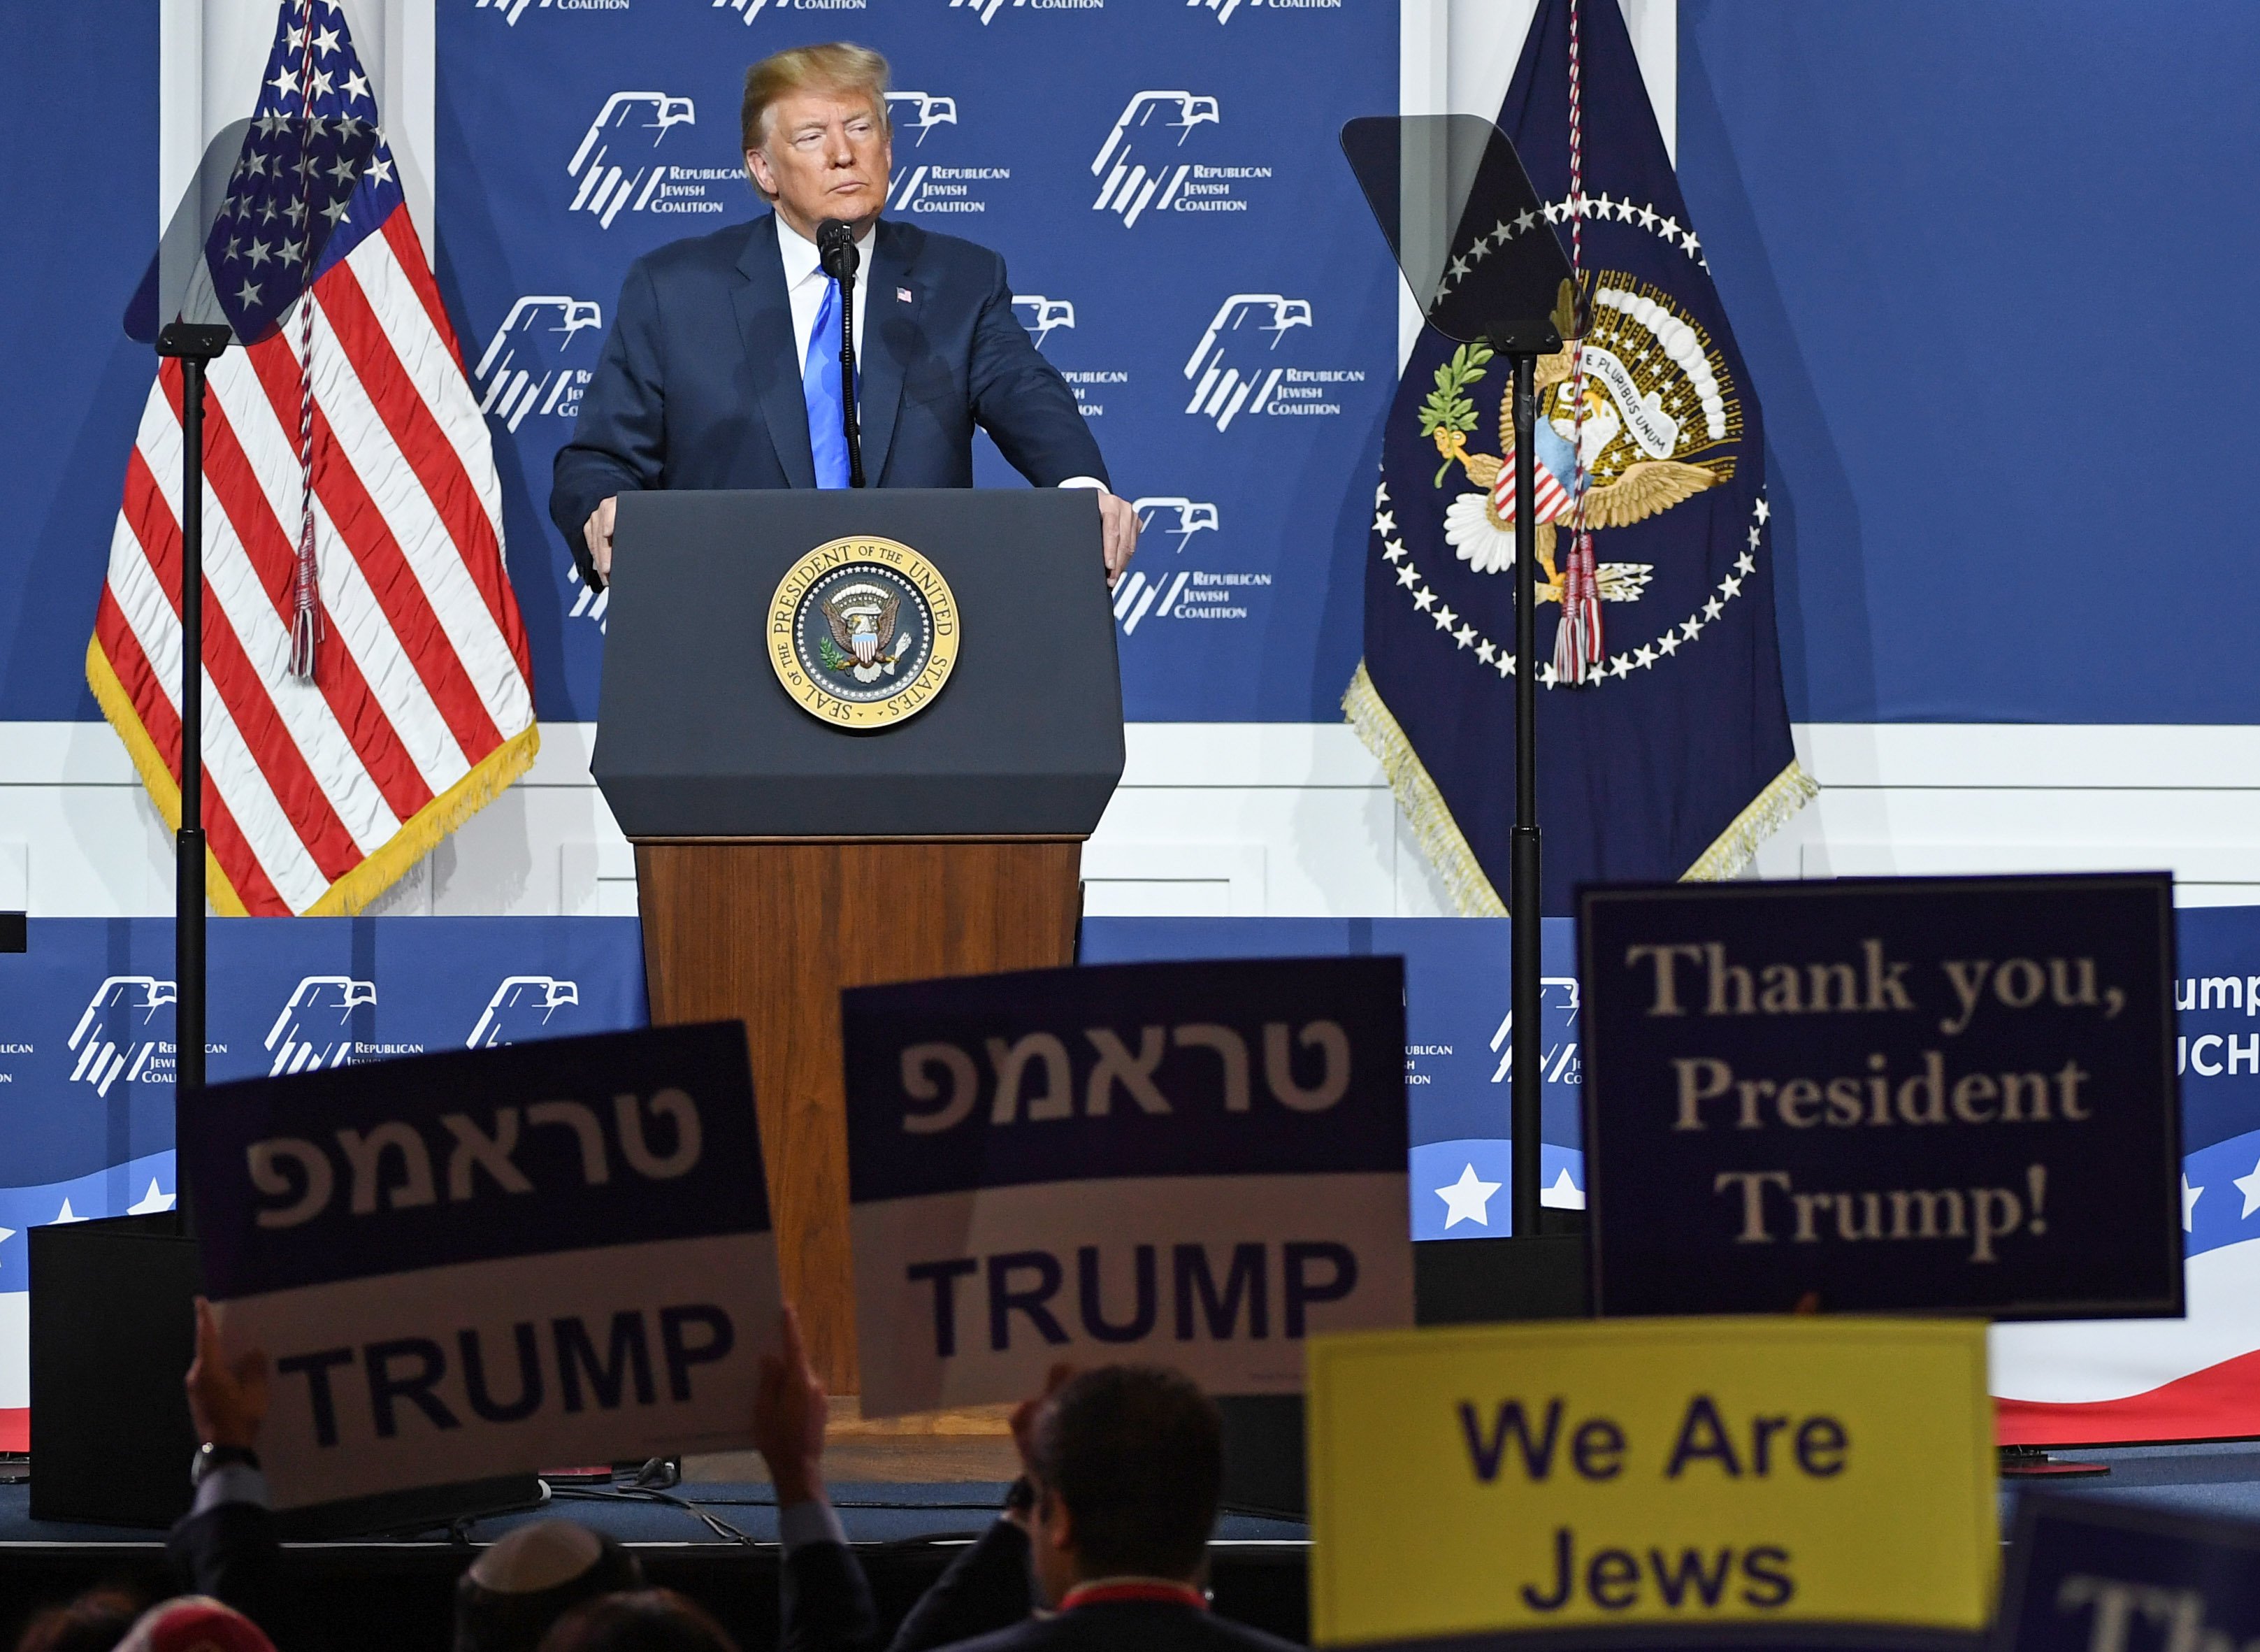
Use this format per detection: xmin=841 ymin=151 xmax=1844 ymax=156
xmin=1306 ymin=1316 xmax=1996 ymax=1646
xmin=767 ymin=536 xmax=960 ymax=728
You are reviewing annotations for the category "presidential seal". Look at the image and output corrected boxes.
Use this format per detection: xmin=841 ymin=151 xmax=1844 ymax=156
xmin=767 ymin=537 xmax=959 ymax=728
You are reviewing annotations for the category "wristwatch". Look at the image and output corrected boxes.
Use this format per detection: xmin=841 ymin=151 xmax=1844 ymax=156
xmin=189 ymin=1442 xmax=261 ymax=1486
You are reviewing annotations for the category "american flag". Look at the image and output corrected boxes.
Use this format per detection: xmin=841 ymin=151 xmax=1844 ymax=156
xmin=89 ymin=0 xmax=536 ymax=918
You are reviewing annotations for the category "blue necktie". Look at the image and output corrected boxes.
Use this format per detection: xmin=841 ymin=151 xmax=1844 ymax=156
xmin=802 ymin=276 xmax=850 ymax=489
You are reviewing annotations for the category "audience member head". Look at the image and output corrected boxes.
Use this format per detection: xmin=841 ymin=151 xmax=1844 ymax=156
xmin=535 ymin=1590 xmax=739 ymax=1652
xmin=13 ymin=1588 xmax=141 ymax=1652
xmin=456 ymin=1520 xmax=645 ymax=1652
xmin=110 ymin=1599 xmax=272 ymax=1652
xmin=1021 ymin=1365 xmax=1223 ymax=1602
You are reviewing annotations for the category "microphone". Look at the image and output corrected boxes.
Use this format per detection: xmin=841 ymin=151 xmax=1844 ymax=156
xmin=816 ymin=217 xmax=860 ymax=280
xmin=814 ymin=218 xmax=865 ymax=487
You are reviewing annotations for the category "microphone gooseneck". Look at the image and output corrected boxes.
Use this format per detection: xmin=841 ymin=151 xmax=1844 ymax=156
xmin=815 ymin=218 xmax=865 ymax=487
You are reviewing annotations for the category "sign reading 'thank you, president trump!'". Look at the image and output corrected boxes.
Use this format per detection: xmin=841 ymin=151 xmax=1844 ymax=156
xmin=842 ymin=957 xmax=1413 ymax=1418
xmin=180 ymin=1022 xmax=782 ymax=1509
xmin=1578 ymin=874 xmax=2180 ymax=1319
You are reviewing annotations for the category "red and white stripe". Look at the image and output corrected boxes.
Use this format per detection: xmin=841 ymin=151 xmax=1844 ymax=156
xmin=94 ymin=204 xmax=535 ymax=916
xmin=1488 ymin=451 xmax=1574 ymax=526
xmin=1992 ymin=1238 xmax=2260 ymax=1445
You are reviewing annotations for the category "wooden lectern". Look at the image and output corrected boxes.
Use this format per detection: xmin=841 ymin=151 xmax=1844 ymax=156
xmin=593 ymin=489 xmax=1124 ymax=1389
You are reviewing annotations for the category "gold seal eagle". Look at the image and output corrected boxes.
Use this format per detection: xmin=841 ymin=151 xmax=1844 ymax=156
xmin=1417 ymin=279 xmax=1738 ymax=604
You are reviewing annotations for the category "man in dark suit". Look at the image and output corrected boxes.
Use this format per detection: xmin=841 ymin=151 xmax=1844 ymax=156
xmin=551 ymin=43 xmax=1139 ymax=589
xmin=755 ymin=1310 xmax=1300 ymax=1652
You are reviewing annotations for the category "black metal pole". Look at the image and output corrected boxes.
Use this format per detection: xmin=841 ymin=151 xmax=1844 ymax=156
xmin=838 ymin=271 xmax=864 ymax=488
xmin=1509 ymin=350 xmax=1543 ymax=1237
xmin=176 ymin=354 xmax=208 ymax=1109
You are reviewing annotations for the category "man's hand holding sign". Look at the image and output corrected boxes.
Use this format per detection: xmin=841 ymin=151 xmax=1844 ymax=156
xmin=180 ymin=1023 xmax=782 ymax=1510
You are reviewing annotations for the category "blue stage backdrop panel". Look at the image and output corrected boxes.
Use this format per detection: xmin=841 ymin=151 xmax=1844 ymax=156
xmin=1678 ymin=0 xmax=2260 ymax=724
xmin=435 ymin=0 xmax=1396 ymax=724
xmin=0 ymin=9 xmax=159 ymax=720
xmin=0 ymin=917 xmax=647 ymax=1225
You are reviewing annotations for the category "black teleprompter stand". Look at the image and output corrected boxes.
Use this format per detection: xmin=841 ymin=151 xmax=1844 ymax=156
xmin=1211 ymin=118 xmax=1601 ymax=1523
xmin=29 ymin=320 xmax=226 ymax=1528
xmin=1332 ymin=113 xmax=1592 ymax=1330
xmin=1411 ymin=324 xmax=1590 ymax=1330
xmin=36 ymin=124 xmax=540 ymax=1526
xmin=164 ymin=321 xmax=229 ymax=1123
xmin=1213 ymin=324 xmax=1587 ymax=1523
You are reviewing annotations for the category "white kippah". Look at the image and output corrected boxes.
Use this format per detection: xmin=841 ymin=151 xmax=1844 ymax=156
xmin=467 ymin=1519 xmax=606 ymax=1595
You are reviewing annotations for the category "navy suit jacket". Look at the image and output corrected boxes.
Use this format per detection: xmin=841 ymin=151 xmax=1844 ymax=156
xmin=549 ymin=213 xmax=1107 ymax=585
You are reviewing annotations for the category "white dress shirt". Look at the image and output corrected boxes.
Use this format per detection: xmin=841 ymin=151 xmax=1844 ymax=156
xmin=773 ymin=213 xmax=1104 ymax=492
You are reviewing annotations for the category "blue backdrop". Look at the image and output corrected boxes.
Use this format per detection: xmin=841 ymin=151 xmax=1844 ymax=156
xmin=1678 ymin=0 xmax=2260 ymax=722
xmin=10 ymin=6 xmax=2260 ymax=724
xmin=434 ymin=0 xmax=1397 ymax=721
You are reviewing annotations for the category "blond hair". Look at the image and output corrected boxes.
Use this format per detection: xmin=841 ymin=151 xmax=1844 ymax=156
xmin=740 ymin=43 xmax=891 ymax=188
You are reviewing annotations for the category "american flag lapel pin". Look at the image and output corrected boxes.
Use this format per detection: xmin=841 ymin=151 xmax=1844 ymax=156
xmin=897 ymin=286 xmax=914 ymax=304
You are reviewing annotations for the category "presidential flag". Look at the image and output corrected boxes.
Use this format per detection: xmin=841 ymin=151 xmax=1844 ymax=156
xmin=1346 ymin=0 xmax=1808 ymax=914
xmin=91 ymin=0 xmax=536 ymax=917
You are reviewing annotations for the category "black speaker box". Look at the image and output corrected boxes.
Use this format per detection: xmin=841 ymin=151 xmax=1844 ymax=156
xmin=1216 ymin=1217 xmax=1590 ymax=1521
xmin=29 ymin=1212 xmax=201 ymax=1527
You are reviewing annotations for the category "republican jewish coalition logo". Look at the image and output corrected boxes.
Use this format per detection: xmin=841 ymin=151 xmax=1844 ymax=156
xmin=1183 ymin=294 xmax=1309 ymax=429
xmin=568 ymin=92 xmax=724 ymax=229
xmin=949 ymin=0 xmax=1105 ymax=22
xmin=1134 ymin=496 xmax=1218 ymax=552
xmin=768 ymin=538 xmax=959 ymax=728
xmin=473 ymin=0 xmax=614 ymax=23
xmin=1110 ymin=501 xmax=1272 ymax=636
xmin=1188 ymin=0 xmax=1344 ymax=18
xmin=1092 ymin=92 xmax=1221 ymax=226
xmin=1013 ymin=295 xmax=1074 ymax=347
xmin=466 ymin=976 xmax=580 ymax=1049
xmin=883 ymin=91 xmax=1009 ymax=215
xmin=264 ymin=975 xmax=375 ymax=1075
xmin=475 ymin=296 xmax=603 ymax=432
xmin=888 ymin=91 xmax=956 ymax=147
xmin=66 ymin=976 xmax=175 ymax=1097
xmin=714 ymin=0 xmax=870 ymax=19
xmin=1381 ymin=195 xmax=1759 ymax=689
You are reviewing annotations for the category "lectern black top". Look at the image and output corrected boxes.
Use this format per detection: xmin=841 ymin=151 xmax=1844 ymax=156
xmin=1340 ymin=114 xmax=1579 ymax=353
xmin=593 ymin=487 xmax=1124 ymax=840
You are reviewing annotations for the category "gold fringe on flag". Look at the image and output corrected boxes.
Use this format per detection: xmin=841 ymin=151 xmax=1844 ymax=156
xmin=1344 ymin=659 xmax=1509 ymax=918
xmin=1680 ymin=759 xmax=1820 ymax=883
xmin=87 ymin=635 xmax=540 ymax=918
xmin=1343 ymin=656 xmax=1816 ymax=916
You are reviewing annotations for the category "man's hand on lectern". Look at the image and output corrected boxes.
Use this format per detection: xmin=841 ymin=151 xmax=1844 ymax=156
xmin=1097 ymin=491 xmax=1139 ymax=589
xmin=752 ymin=1304 xmax=828 ymax=1509
xmin=584 ymin=496 xmax=617 ymax=582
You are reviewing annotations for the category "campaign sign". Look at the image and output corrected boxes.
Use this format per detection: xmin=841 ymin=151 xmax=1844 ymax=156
xmin=1307 ymin=1318 xmax=1997 ymax=1649
xmin=1578 ymin=875 xmax=2179 ymax=1319
xmin=180 ymin=1022 xmax=779 ymax=1509
xmin=842 ymin=957 xmax=1413 ymax=1418
xmin=1996 ymin=1495 xmax=2260 ymax=1652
